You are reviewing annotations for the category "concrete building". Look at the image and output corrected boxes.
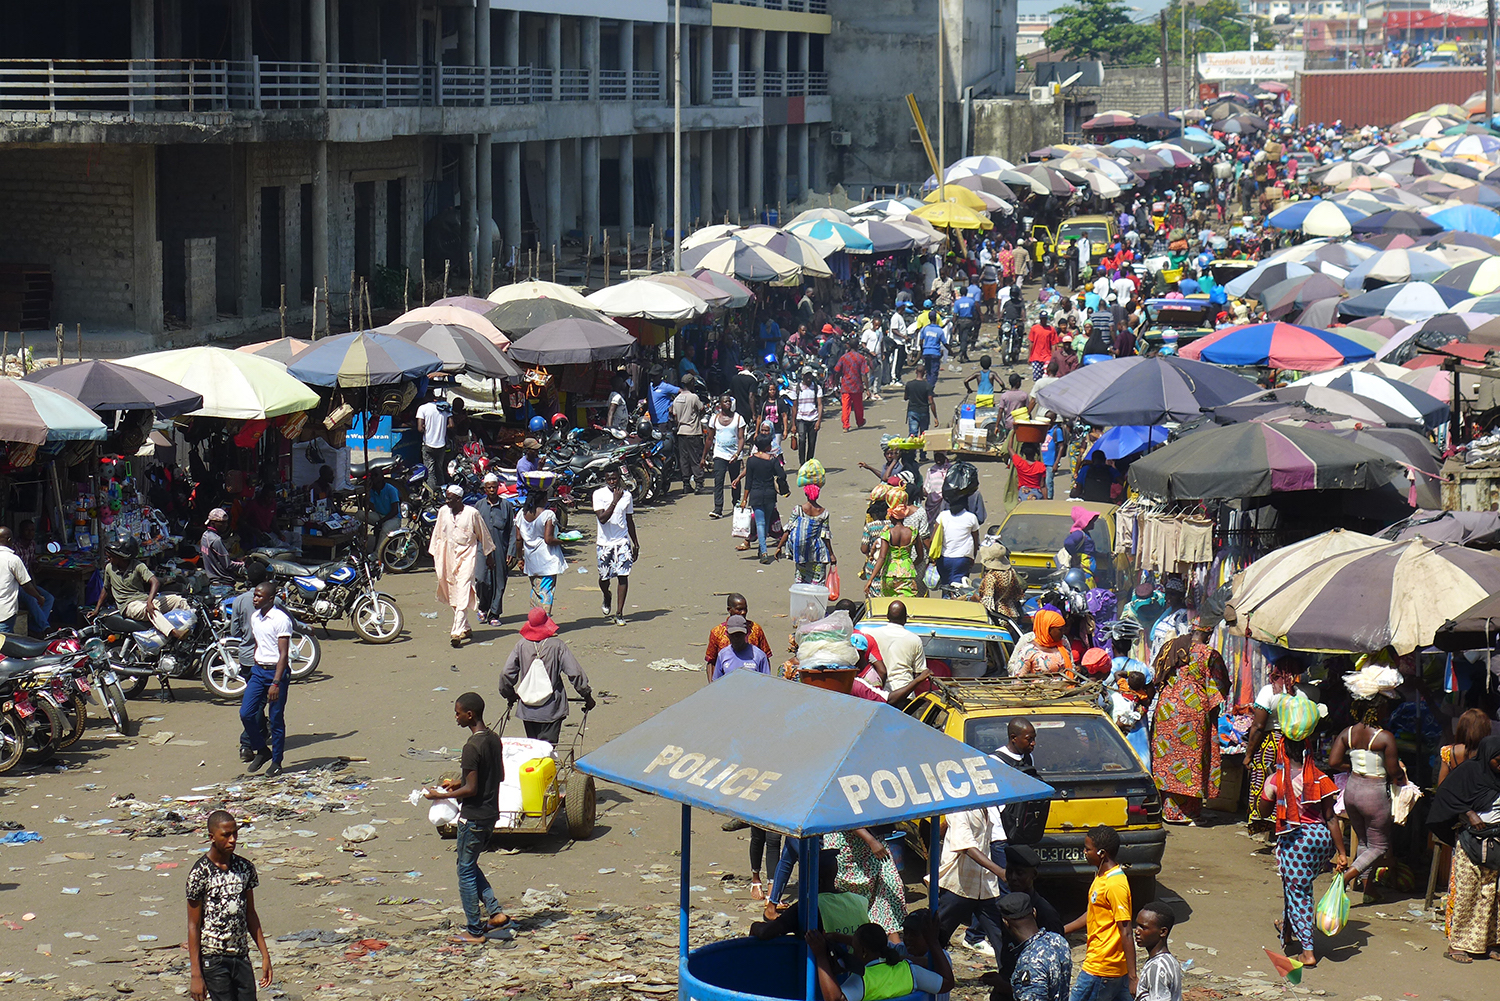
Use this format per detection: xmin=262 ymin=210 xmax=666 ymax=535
xmin=826 ymin=0 xmax=1017 ymax=194
xmin=0 ymin=0 xmax=831 ymax=345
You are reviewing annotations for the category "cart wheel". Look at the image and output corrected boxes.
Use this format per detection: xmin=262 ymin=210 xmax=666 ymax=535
xmin=565 ymin=771 xmax=596 ymax=840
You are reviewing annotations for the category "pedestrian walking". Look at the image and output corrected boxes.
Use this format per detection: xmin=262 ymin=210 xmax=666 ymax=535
xmin=1149 ymin=623 xmax=1229 ymax=824
xmin=516 ymin=485 xmax=567 ymax=615
xmin=670 ymin=374 xmax=706 ymax=494
xmin=794 ymin=369 xmax=823 ymax=464
xmin=187 ymin=810 xmax=272 ymax=1001
xmin=1133 ymin=903 xmax=1183 ymax=1001
xmin=238 ymin=582 xmax=292 ymax=777
xmin=734 ymin=430 xmax=790 ymax=565
xmin=781 ymin=472 xmax=835 ymax=586
xmin=415 ymin=388 xmax=451 ymax=496
xmin=476 ymin=474 xmax=515 ymax=626
xmin=934 ymin=803 xmax=1009 ymax=965
xmin=706 ymin=394 xmax=746 ymax=520
xmin=703 ymin=593 xmax=774 ymax=682
xmin=500 ymin=608 xmax=595 ymax=743
xmin=1062 ymin=824 xmax=1136 ymax=1001
xmin=1428 ymin=734 xmax=1500 ymax=963
xmin=423 ymin=692 xmax=513 ymax=945
xmin=430 ymin=484 xmax=496 ymax=648
xmin=834 ymin=341 xmax=871 ymax=431
xmin=593 ymin=467 xmax=639 ymax=626
xmin=919 ymin=319 xmax=946 ymax=388
xmin=1328 ymin=662 xmax=1407 ymax=900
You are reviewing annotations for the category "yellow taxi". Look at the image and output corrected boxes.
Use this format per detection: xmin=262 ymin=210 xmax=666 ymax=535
xmin=1056 ymin=213 xmax=1118 ymax=258
xmin=864 ymin=596 xmax=1014 ymax=679
xmin=902 ymin=676 xmax=1166 ymax=897
xmin=990 ymin=499 xmax=1117 ymax=591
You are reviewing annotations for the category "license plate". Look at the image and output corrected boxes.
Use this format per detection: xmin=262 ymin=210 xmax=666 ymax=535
xmin=14 ymin=701 xmax=34 ymax=718
xmin=75 ymin=678 xmax=91 ymax=694
xmin=1034 ymin=846 xmax=1087 ymax=863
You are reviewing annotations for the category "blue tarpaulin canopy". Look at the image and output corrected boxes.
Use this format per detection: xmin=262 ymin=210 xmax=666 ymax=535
xmin=575 ymin=670 xmax=1054 ymax=838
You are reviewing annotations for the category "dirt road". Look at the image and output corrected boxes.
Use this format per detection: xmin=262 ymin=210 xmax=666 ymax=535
xmin=0 ymin=363 xmax=1485 ymax=1000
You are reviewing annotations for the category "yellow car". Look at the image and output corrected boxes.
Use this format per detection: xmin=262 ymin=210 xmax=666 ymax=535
xmin=865 ymin=596 xmax=1014 ymax=679
xmin=902 ymin=676 xmax=1166 ymax=896
xmin=990 ymin=499 xmax=1117 ymax=591
xmin=1057 ymin=213 xmax=1118 ymax=259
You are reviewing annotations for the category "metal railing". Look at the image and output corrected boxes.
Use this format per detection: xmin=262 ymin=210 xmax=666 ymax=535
xmin=785 ymin=70 xmax=806 ymax=96
xmin=712 ymin=69 xmax=736 ymax=100
xmin=558 ymin=67 xmax=591 ymax=101
xmin=0 ymin=59 xmax=232 ymax=112
xmin=531 ymin=66 xmax=554 ymax=101
xmin=332 ymin=62 xmax=422 ymax=107
xmin=762 ymin=69 xmax=784 ymax=96
xmin=632 ymin=69 xmax=662 ymax=101
xmin=598 ymin=68 xmax=628 ymax=100
xmin=807 ymin=70 xmax=828 ymax=96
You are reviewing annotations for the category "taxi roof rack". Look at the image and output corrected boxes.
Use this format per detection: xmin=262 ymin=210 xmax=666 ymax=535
xmin=928 ymin=675 xmax=1106 ymax=711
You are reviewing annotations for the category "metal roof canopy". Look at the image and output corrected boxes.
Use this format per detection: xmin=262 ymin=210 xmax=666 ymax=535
xmin=575 ymin=670 xmax=1054 ymax=838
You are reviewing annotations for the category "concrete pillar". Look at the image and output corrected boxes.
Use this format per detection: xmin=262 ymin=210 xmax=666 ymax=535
xmin=132 ymin=146 xmax=163 ymax=335
xmin=796 ymin=124 xmax=809 ymax=197
xmin=161 ymin=0 xmax=183 ymax=60
xmin=795 ymin=31 xmax=809 ymax=71
xmin=582 ymin=136 xmax=601 ymax=245
xmin=328 ymin=0 xmax=340 ymax=66
xmin=545 ymin=139 xmax=563 ymax=254
xmin=312 ymin=142 xmax=330 ymax=305
xmin=547 ymin=15 xmax=562 ymax=102
xmin=774 ymin=30 xmax=787 ymax=74
xmin=773 ymin=125 xmax=787 ymax=210
xmin=460 ymin=137 xmax=478 ymax=280
xmin=726 ymin=128 xmax=741 ymax=221
xmin=476 ymin=0 xmax=491 ymax=69
xmin=282 ymin=184 xmax=302 ymax=306
xmin=749 ymin=29 xmax=764 ymax=96
xmin=238 ymin=149 xmax=261 ymax=316
xmin=727 ymin=29 xmax=740 ymax=97
xmin=748 ymin=127 xmax=764 ymax=219
xmin=699 ymin=26 xmax=713 ymax=103
xmin=654 ymin=133 xmax=670 ymax=232
xmin=503 ymin=10 xmax=520 ymax=65
xmin=232 ymin=0 xmax=253 ymax=64
xmin=620 ymin=19 xmax=635 ymax=94
xmin=619 ymin=133 xmax=635 ymax=243
xmin=808 ymin=126 xmax=823 ymax=196
xmin=312 ymin=0 xmax=327 ymax=105
xmin=477 ymin=136 xmax=494 ymax=288
xmin=677 ymin=19 xmax=690 ymax=105
xmin=130 ymin=0 xmax=155 ymax=59
xmin=458 ymin=0 xmax=475 ymax=64
xmin=503 ymin=142 xmax=522 ymax=260
xmin=700 ymin=130 xmax=715 ymax=222
xmin=654 ymin=22 xmax=668 ymax=101
xmin=583 ymin=17 xmax=600 ymax=101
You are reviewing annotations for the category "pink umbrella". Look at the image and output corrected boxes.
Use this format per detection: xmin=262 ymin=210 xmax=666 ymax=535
xmin=1178 ymin=322 xmax=1374 ymax=372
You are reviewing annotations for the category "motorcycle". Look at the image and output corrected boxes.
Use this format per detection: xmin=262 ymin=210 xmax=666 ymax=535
xmin=43 ymin=632 xmax=131 ymax=737
xmin=0 ymin=633 xmax=122 ymax=772
xmin=247 ymin=549 xmax=404 ymax=644
xmin=380 ymin=499 xmax=439 ymax=574
xmin=1000 ymin=315 xmax=1025 ymax=366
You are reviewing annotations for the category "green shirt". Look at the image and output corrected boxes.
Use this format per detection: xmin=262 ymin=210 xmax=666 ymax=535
xmin=818 ymin=891 xmax=872 ymax=937
xmin=105 ymin=561 xmax=154 ymax=607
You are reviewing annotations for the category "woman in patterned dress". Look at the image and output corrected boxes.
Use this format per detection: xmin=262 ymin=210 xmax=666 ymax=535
xmin=823 ymin=828 xmax=907 ymax=935
xmin=1149 ymin=624 xmax=1230 ymax=824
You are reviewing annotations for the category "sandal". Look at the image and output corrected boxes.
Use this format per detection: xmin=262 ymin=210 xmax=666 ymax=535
xmin=1446 ymin=949 xmax=1474 ymax=964
xmin=1488 ymin=948 xmax=1500 ymax=961
xmin=750 ymin=880 xmax=765 ymax=900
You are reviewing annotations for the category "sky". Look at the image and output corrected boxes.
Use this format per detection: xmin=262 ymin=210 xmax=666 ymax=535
xmin=1018 ymin=0 xmax=1174 ymax=23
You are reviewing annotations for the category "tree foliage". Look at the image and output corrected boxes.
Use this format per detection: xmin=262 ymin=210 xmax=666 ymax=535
xmin=1044 ymin=0 xmax=1157 ymax=65
xmin=1162 ymin=0 xmax=1260 ymax=60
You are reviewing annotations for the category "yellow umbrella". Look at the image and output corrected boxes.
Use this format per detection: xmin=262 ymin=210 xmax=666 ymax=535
xmin=923 ymin=185 xmax=988 ymax=211
xmin=910 ymin=201 xmax=993 ymax=231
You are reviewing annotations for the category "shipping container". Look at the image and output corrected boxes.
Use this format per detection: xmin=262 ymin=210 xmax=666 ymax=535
xmin=1441 ymin=457 xmax=1500 ymax=513
xmin=1297 ymin=68 xmax=1490 ymax=127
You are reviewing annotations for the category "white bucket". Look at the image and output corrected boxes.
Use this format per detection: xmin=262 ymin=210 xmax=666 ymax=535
xmin=789 ymin=582 xmax=830 ymax=628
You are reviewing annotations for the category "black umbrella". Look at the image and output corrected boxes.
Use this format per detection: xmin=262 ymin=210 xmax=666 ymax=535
xmin=380 ymin=320 xmax=522 ymax=380
xmin=1224 ymin=113 xmax=1270 ymax=134
xmin=1349 ymin=210 xmax=1444 ymax=237
xmin=1208 ymin=101 xmax=1253 ymax=120
xmin=1136 ymin=113 xmax=1183 ymax=131
xmin=23 ymin=359 xmax=203 ymax=417
xmin=507 ymin=318 xmax=637 ymax=365
xmin=486 ymin=298 xmax=619 ymax=338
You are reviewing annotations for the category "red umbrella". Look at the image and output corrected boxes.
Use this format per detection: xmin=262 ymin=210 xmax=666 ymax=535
xmin=1083 ymin=112 xmax=1136 ymax=129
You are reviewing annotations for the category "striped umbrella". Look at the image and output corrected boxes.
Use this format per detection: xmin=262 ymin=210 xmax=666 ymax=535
xmin=237 ymin=336 xmax=315 ymax=365
xmin=1179 ymin=322 xmax=1374 ymax=371
xmin=379 ymin=321 xmax=521 ymax=380
xmin=117 ymin=347 xmax=319 ymax=420
xmin=1212 ymin=385 xmax=1424 ymax=429
xmin=1235 ymin=538 xmax=1500 ymax=654
xmin=1288 ymin=369 xmax=1450 ymax=428
xmin=1338 ymin=282 xmax=1471 ymax=323
xmin=1436 ymin=257 xmax=1500 ymax=295
xmin=1230 ymin=528 xmax=1385 ymax=620
xmin=1126 ymin=422 xmax=1402 ymax=501
xmin=1341 ymin=248 xmax=1450 ymax=290
xmin=850 ymin=220 xmax=921 ymax=253
xmin=681 ymin=238 xmax=801 ymax=283
xmin=0 ymin=378 xmax=107 ymax=444
xmin=786 ymin=219 xmax=876 ymax=256
xmin=288 ymin=330 xmax=445 ymax=388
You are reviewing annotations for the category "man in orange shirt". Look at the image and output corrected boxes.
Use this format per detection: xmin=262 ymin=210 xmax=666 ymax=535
xmin=1062 ymin=824 xmax=1136 ymax=1001
xmin=1028 ymin=313 xmax=1058 ymax=384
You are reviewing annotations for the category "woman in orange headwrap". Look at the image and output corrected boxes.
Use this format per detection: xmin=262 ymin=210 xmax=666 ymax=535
xmin=1015 ymin=609 xmax=1074 ymax=676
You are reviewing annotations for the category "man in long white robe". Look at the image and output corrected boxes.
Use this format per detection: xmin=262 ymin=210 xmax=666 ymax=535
xmin=430 ymin=484 xmax=495 ymax=646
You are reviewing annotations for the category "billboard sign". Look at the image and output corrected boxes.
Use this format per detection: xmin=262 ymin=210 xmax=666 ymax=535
xmin=1197 ymin=50 xmax=1305 ymax=81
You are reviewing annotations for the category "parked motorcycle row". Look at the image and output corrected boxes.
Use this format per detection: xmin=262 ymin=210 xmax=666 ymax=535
xmin=0 ymin=631 xmax=129 ymax=774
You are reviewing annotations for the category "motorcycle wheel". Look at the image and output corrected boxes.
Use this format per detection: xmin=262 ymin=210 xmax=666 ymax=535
xmin=47 ymin=690 xmax=87 ymax=750
xmin=20 ymin=698 xmax=66 ymax=763
xmin=202 ymin=648 xmax=247 ymax=701
xmin=350 ymin=593 xmax=404 ymax=643
xmin=0 ymin=709 xmax=26 ymax=774
xmin=381 ymin=532 xmax=421 ymax=574
xmin=121 ymin=673 xmax=152 ymax=700
xmin=288 ymin=632 xmax=322 ymax=681
xmin=633 ymin=463 xmax=656 ymax=503
xmin=100 ymin=680 xmax=130 ymax=736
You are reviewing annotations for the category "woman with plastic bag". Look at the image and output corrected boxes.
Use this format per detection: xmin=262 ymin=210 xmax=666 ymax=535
xmin=1428 ymin=734 xmax=1500 ymax=964
xmin=781 ymin=460 xmax=836 ymax=586
xmin=1327 ymin=657 xmax=1409 ymax=903
xmin=1260 ymin=695 xmax=1349 ymax=969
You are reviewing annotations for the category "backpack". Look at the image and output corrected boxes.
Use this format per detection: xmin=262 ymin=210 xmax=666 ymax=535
xmin=999 ymin=759 xmax=1051 ymax=845
xmin=515 ymin=640 xmax=556 ymax=707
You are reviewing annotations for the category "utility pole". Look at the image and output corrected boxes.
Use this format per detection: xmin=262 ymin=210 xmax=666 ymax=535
xmin=937 ymin=3 xmax=946 ymax=206
xmin=672 ymin=0 xmax=682 ymax=271
xmin=1160 ymin=11 xmax=1171 ymax=117
xmin=1181 ymin=0 xmax=1188 ymax=117
xmin=1488 ymin=0 xmax=1496 ymax=127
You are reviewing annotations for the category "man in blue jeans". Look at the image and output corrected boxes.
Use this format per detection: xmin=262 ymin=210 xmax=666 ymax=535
xmin=425 ymin=692 xmax=513 ymax=945
xmin=904 ymin=376 xmax=939 ymax=463
xmin=1063 ymin=825 xmax=1136 ymax=1001
xmin=920 ymin=319 xmax=947 ymax=387
xmin=239 ymin=583 xmax=293 ymax=778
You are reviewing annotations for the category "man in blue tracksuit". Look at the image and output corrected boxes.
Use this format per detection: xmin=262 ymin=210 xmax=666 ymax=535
xmin=952 ymin=291 xmax=978 ymax=363
xmin=920 ymin=320 xmax=947 ymax=388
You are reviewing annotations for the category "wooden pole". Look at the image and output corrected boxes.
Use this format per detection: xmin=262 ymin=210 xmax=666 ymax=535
xmin=364 ymin=279 xmax=373 ymax=330
xmin=627 ymin=230 xmax=633 ymax=272
xmin=18 ymin=329 xmax=25 ymax=374
xmin=1 ymin=332 xmax=7 ymax=374
xmin=584 ymin=236 xmax=593 ymax=288
xmin=280 ymin=284 xmax=287 ymax=338
xmin=603 ymin=231 xmax=610 ymax=287
xmin=551 ymin=246 xmax=556 ymax=283
xmin=348 ymin=270 xmax=356 ymax=333
xmin=323 ymin=275 xmax=329 ymax=335
xmin=648 ymin=224 xmax=655 ymax=273
xmin=420 ymin=259 xmax=428 ymax=305
xmin=404 ymin=268 xmax=410 ymax=313
xmin=55 ymin=323 xmax=63 ymax=366
xmin=76 ymin=323 xmax=82 ymax=362
xmin=468 ymin=251 xmax=475 ymax=296
xmin=311 ymin=287 xmax=320 ymax=338
xmin=489 ymin=256 xmax=496 ymax=294
xmin=443 ymin=259 xmax=451 ymax=298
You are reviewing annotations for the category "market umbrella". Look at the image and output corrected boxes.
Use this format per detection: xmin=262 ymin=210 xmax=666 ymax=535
xmin=1428 ymin=204 xmax=1500 ymax=236
xmin=395 ymin=304 xmax=511 ymax=347
xmin=949 ymin=174 xmax=1018 ymax=201
xmin=1179 ymin=322 xmax=1374 ymax=371
xmin=1126 ymin=422 xmax=1403 ymax=502
xmin=1338 ymin=282 xmax=1471 ymax=322
xmin=640 ymin=272 xmax=734 ymax=307
xmin=506 ymin=318 xmax=637 ymax=365
xmin=1327 ymin=427 xmax=1445 ymax=509
xmin=1341 ymin=248 xmax=1451 ymax=290
xmin=1223 ymin=260 xmax=1314 ymax=299
xmin=1350 ymin=209 xmax=1444 ymax=237
xmin=688 ymin=268 xmax=754 ymax=307
xmin=1435 ymin=591 xmax=1500 ymax=650
xmin=733 ymin=226 xmax=834 ymax=277
xmin=1228 ymin=528 xmax=1385 ymax=624
xmin=908 ymin=200 xmax=994 ymax=231
xmin=1093 ymin=425 xmax=1169 ymax=460
xmin=1435 ymin=257 xmax=1500 ymax=295
xmin=288 ymin=330 xmax=444 ymax=388
xmin=1212 ymin=385 xmax=1423 ymax=430
xmin=1136 ymin=113 xmax=1183 ymax=131
xmin=117 ymin=347 xmax=319 ymax=420
xmin=0 ymin=378 xmax=108 ymax=444
xmin=680 ymin=223 xmax=743 ymax=250
xmin=848 ymin=198 xmax=913 ymax=218
xmin=23 ymin=359 xmax=203 ymax=417
xmin=787 ymin=207 xmax=854 ymax=227
xmin=1208 ymin=100 xmax=1253 ymax=120
xmin=850 ymin=219 xmax=920 ymax=253
xmin=1235 ymin=538 xmax=1500 ymax=654
xmin=236 ymin=336 xmax=315 ymax=365
xmin=486 ymin=280 xmax=593 ymax=310
xmin=1423 ymin=230 xmax=1500 ymax=254
xmin=922 ymin=185 xmax=993 ymax=212
xmin=1294 ymin=297 xmax=1345 ymax=330
xmin=1008 ymin=163 xmax=1076 ymax=196
xmin=1083 ymin=111 xmax=1137 ymax=129
xmin=483 ymin=296 xmax=619 ymax=338
xmin=1267 ymin=199 xmax=1365 ymax=236
xmin=1289 ymin=368 xmax=1449 ymax=429
xmin=585 ymin=279 xmax=711 ymax=322
xmin=1032 ymin=356 xmax=1260 ymax=425
xmin=430 ymin=295 xmax=501 ymax=316
xmin=379 ymin=320 xmax=521 ymax=380
xmin=1223 ymin=114 xmax=1269 ymax=134
xmin=1442 ymin=183 xmax=1500 ymax=207
xmin=1260 ymin=274 xmax=1346 ymax=318
xmin=1381 ymin=510 xmax=1500 ymax=546
xmin=681 ymin=238 xmax=802 ymax=282
xmin=786 ymin=218 xmax=876 ymax=256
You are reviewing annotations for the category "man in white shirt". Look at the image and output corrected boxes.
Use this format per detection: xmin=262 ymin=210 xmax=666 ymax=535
xmin=415 ymin=390 xmax=451 ymax=496
xmin=936 ymin=805 xmax=1009 ymax=963
xmin=0 ymin=527 xmax=46 ymax=636
xmin=886 ymin=308 xmax=909 ymax=386
xmin=592 ymin=467 xmax=639 ymax=626
xmin=239 ymin=583 xmax=294 ymax=776
xmin=860 ymin=601 xmax=927 ymax=705
xmin=1074 ymin=236 xmax=1091 ymax=290
xmin=966 ymin=719 xmax=1039 ymax=953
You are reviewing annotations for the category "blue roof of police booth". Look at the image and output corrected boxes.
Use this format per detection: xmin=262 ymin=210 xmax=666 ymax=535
xmin=575 ymin=671 xmax=1054 ymax=837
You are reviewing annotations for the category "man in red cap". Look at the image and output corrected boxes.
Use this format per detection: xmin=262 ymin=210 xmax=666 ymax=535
xmin=500 ymin=608 xmax=595 ymax=744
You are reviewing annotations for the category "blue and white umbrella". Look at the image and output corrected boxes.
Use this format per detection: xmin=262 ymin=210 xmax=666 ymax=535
xmin=0 ymin=378 xmax=107 ymax=444
xmin=786 ymin=218 xmax=876 ymax=255
xmin=1428 ymin=204 xmax=1500 ymax=237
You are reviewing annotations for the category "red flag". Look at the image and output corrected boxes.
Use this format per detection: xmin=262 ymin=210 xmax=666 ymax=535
xmin=1263 ymin=947 xmax=1304 ymax=985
